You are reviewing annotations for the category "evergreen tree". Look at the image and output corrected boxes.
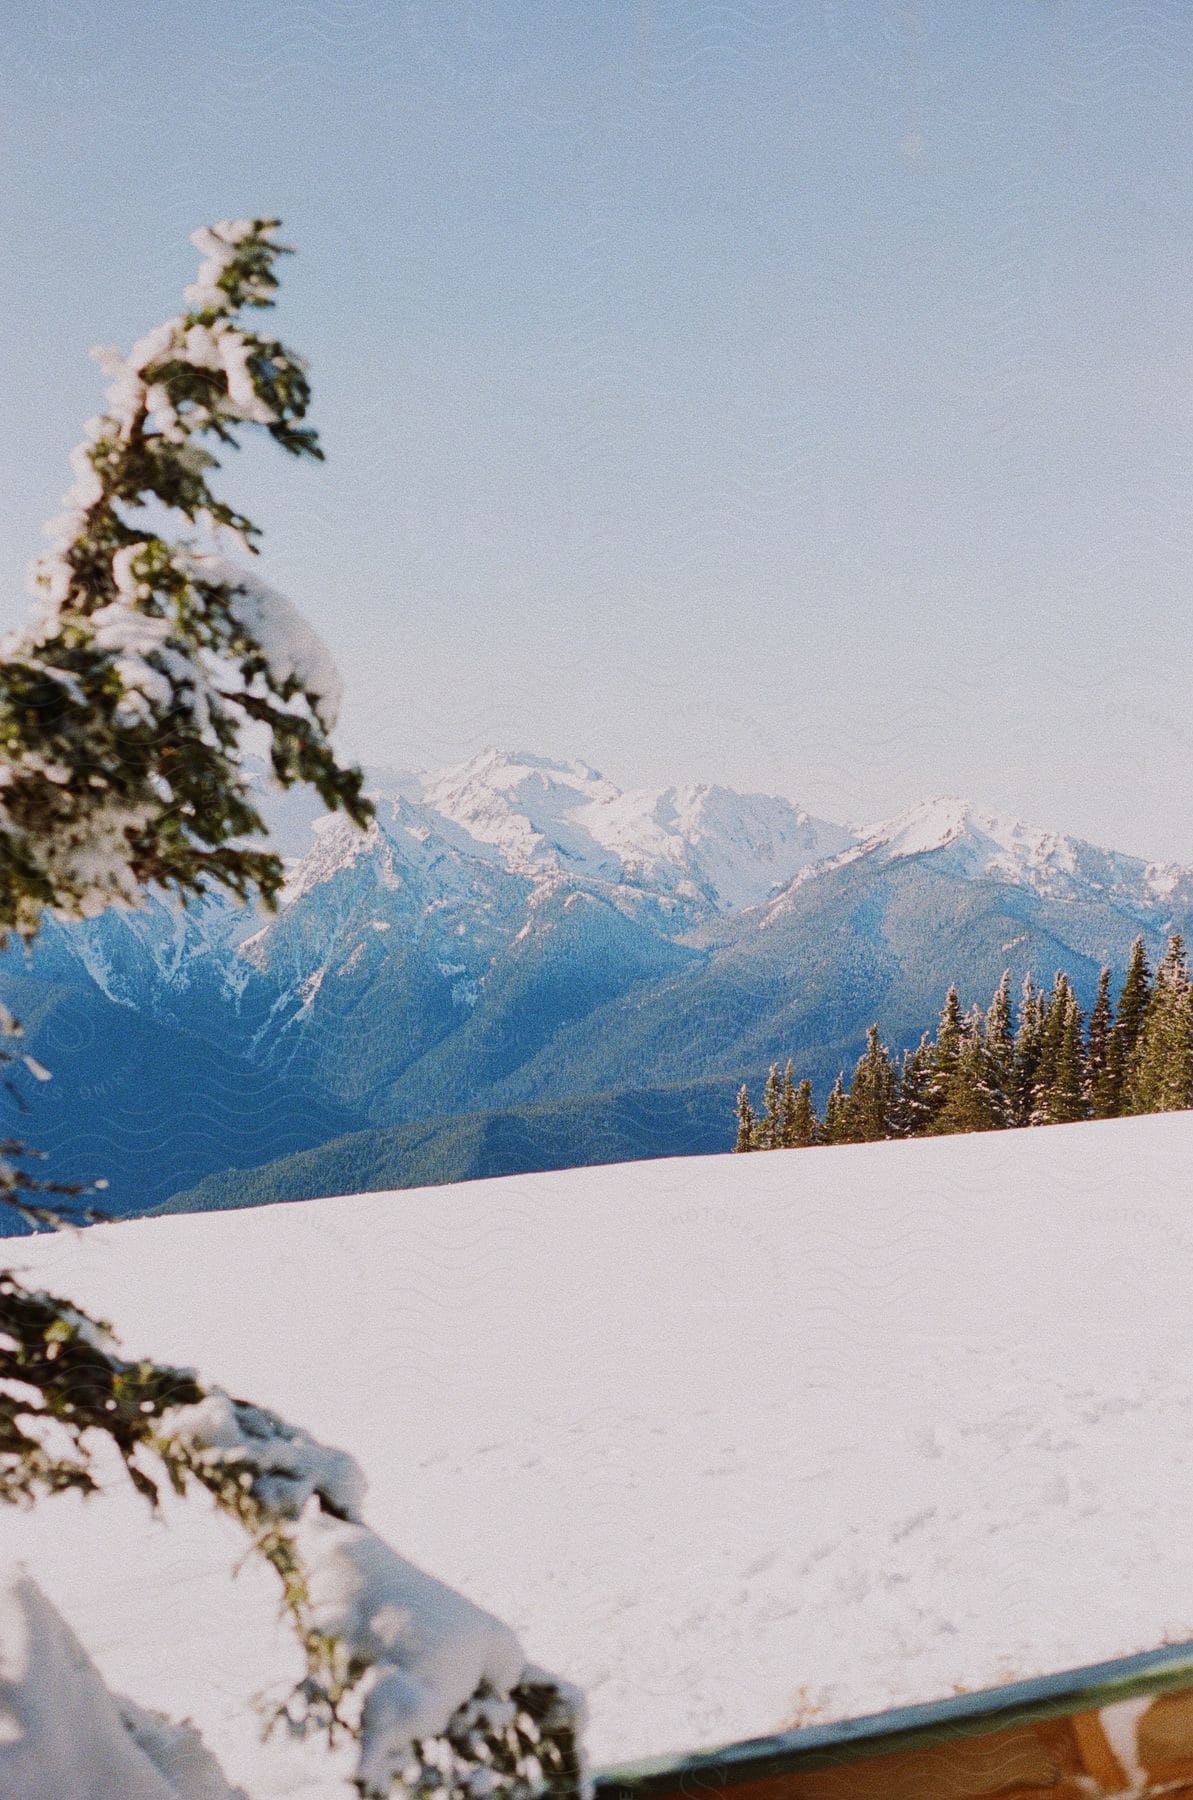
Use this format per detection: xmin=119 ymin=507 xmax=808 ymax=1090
xmin=759 ymin=1062 xmax=783 ymax=1149
xmin=930 ymin=1004 xmax=1000 ymax=1135
xmin=895 ymin=1035 xmax=935 ymax=1137
xmin=1010 ymin=974 xmax=1044 ymax=1127
xmin=734 ymin=1083 xmax=756 ymax=1152
xmin=1096 ymin=937 xmax=1151 ymax=1117
xmin=1099 ymin=1026 xmax=1126 ymax=1121
xmin=1027 ymin=975 xmax=1086 ymax=1125
xmin=1115 ymin=943 xmax=1151 ymax=1065
xmin=927 ymin=985 xmax=964 ymax=1124
xmin=1029 ymin=974 xmax=1068 ymax=1124
xmin=0 ymin=220 xmax=369 ymax=939
xmin=852 ymin=1029 xmax=899 ymax=1137
xmin=778 ymin=1059 xmax=799 ymax=1148
xmin=983 ymin=971 xmax=1015 ymax=1128
xmin=822 ymin=1073 xmax=848 ymax=1145
xmin=790 ymin=1078 xmax=819 ymax=1148
xmin=1127 ymin=933 xmax=1193 ymax=1114
xmin=844 ymin=1024 xmax=897 ymax=1142
xmin=1051 ymin=985 xmax=1087 ymax=1123
xmin=0 ymin=221 xmax=582 ymax=1795
xmin=1086 ymin=967 xmax=1115 ymax=1118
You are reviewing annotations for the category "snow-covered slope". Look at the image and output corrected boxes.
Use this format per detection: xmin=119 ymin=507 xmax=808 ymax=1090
xmin=9 ymin=1114 xmax=1193 ymax=1794
xmin=0 ymin=1572 xmax=243 ymax=1799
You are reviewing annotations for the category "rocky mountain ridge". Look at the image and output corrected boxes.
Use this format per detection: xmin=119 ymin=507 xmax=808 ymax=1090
xmin=7 ymin=751 xmax=1191 ymax=1221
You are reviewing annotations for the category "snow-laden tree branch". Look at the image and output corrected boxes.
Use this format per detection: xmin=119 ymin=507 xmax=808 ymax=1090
xmin=0 ymin=1275 xmax=586 ymax=1798
xmin=0 ymin=221 xmax=586 ymax=1796
xmin=0 ymin=218 xmax=370 ymax=939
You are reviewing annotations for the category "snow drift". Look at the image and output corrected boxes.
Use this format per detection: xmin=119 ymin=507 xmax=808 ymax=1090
xmin=0 ymin=1567 xmax=244 ymax=1798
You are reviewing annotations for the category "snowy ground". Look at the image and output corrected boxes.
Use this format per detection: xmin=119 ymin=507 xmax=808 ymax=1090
xmin=7 ymin=1114 xmax=1193 ymax=1795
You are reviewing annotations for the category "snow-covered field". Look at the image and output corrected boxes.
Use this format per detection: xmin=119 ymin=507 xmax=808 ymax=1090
xmin=8 ymin=1113 xmax=1193 ymax=1795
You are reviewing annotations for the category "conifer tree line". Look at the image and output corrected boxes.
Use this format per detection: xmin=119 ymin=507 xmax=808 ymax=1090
xmin=734 ymin=934 xmax=1193 ymax=1152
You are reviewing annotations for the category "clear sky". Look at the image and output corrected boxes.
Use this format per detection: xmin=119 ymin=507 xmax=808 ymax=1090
xmin=4 ymin=3 xmax=1193 ymax=861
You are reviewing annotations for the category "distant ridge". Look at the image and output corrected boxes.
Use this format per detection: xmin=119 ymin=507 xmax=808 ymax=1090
xmin=7 ymin=750 xmax=1193 ymax=1226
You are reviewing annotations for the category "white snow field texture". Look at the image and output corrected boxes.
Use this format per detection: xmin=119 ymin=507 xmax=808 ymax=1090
xmin=7 ymin=1112 xmax=1193 ymax=1795
xmin=0 ymin=1567 xmax=245 ymax=1799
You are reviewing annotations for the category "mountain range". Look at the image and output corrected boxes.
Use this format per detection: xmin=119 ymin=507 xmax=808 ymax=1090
xmin=4 ymin=749 xmax=1190 ymax=1225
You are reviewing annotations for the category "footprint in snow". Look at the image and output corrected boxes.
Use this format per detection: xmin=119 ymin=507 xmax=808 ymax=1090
xmin=892 ymin=1507 xmax=937 ymax=1542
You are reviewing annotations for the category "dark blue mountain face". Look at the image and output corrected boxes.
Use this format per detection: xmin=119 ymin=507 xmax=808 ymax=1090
xmin=4 ymin=761 xmax=1190 ymax=1226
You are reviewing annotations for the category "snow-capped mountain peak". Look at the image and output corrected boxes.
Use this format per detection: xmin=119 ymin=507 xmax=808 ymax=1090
xmin=766 ymin=793 xmax=1193 ymax=917
xmin=279 ymin=756 xmax=1190 ymax=928
xmin=613 ymin=782 xmax=853 ymax=911
xmin=415 ymin=749 xmax=625 ymax=879
xmin=403 ymin=750 xmax=854 ymax=910
xmin=854 ymin=796 xmax=1078 ymax=869
xmin=277 ymin=809 xmax=383 ymax=908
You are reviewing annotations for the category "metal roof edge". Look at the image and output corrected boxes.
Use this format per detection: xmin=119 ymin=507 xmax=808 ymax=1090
xmin=593 ymin=1636 xmax=1193 ymax=1794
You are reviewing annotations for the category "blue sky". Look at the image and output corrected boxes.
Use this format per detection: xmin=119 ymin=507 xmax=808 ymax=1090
xmin=4 ymin=3 xmax=1193 ymax=859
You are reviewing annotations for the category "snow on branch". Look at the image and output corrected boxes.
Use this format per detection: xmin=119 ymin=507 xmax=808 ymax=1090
xmin=0 ymin=1273 xmax=586 ymax=1799
xmin=179 ymin=550 xmax=344 ymax=731
xmin=0 ymin=218 xmax=370 ymax=941
xmin=160 ymin=1393 xmax=588 ymax=1797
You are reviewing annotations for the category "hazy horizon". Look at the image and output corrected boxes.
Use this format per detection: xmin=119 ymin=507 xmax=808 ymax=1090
xmin=5 ymin=4 xmax=1193 ymax=864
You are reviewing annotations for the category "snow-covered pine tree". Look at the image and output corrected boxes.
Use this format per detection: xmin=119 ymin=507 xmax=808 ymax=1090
xmin=843 ymin=1023 xmax=896 ymax=1142
xmin=791 ymin=1077 xmax=818 ymax=1148
xmin=1126 ymin=933 xmax=1193 ymax=1115
xmin=734 ymin=1082 xmax=757 ymax=1151
xmin=926 ymin=984 xmax=963 ymax=1124
xmin=0 ymin=218 xmax=370 ymax=939
xmin=894 ymin=1033 xmax=934 ymax=1137
xmin=778 ymin=1058 xmax=799 ymax=1148
xmin=0 ymin=220 xmax=584 ymax=1800
xmin=1114 ymin=935 xmax=1153 ymax=1083
xmin=1086 ymin=966 xmax=1115 ymax=1118
xmin=1051 ymin=985 xmax=1087 ymax=1123
xmin=1028 ymin=974 xmax=1065 ymax=1125
xmin=1094 ymin=936 xmax=1151 ymax=1119
xmin=931 ymin=1022 xmax=998 ymax=1135
xmin=1100 ymin=1024 xmax=1127 ymax=1120
xmin=759 ymin=1062 xmax=783 ymax=1149
xmin=1009 ymin=973 xmax=1043 ymax=1127
xmin=983 ymin=970 xmax=1014 ymax=1129
xmin=821 ymin=1072 xmax=848 ymax=1145
xmin=1029 ymin=974 xmax=1086 ymax=1125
